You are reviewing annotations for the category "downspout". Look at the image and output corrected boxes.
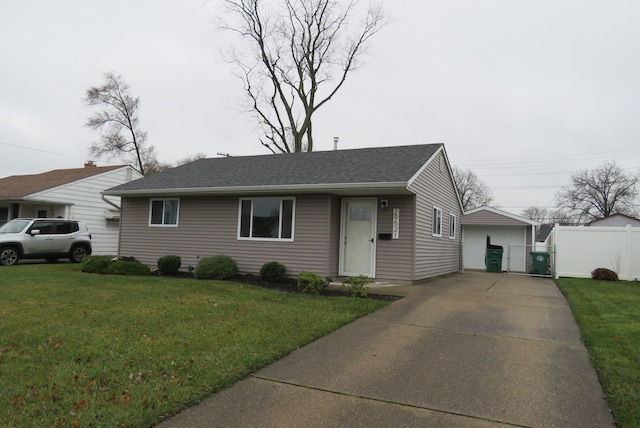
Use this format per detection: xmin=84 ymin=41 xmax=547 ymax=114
xmin=102 ymin=194 xmax=121 ymax=258
xmin=102 ymin=194 xmax=120 ymax=211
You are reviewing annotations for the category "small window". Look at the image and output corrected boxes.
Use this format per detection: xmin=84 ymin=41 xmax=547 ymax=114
xmin=238 ymin=198 xmax=295 ymax=241
xmin=432 ymin=207 xmax=442 ymax=237
xmin=149 ymin=199 xmax=180 ymax=226
xmin=449 ymin=214 xmax=456 ymax=239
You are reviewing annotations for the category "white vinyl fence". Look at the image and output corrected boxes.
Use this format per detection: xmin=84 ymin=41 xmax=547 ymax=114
xmin=547 ymin=224 xmax=640 ymax=280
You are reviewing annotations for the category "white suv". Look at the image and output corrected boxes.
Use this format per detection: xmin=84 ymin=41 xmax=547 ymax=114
xmin=0 ymin=218 xmax=92 ymax=266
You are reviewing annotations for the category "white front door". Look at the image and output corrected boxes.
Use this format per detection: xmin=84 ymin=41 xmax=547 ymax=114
xmin=340 ymin=198 xmax=377 ymax=277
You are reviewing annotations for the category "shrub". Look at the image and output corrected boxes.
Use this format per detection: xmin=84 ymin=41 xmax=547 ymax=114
xmin=195 ymin=255 xmax=238 ymax=280
xmin=343 ymin=275 xmax=370 ymax=298
xmin=158 ymin=255 xmax=182 ymax=275
xmin=591 ymin=268 xmax=619 ymax=281
xmin=260 ymin=261 xmax=287 ymax=283
xmin=297 ymin=271 xmax=328 ymax=294
xmin=81 ymin=255 xmax=113 ymax=274
xmin=106 ymin=260 xmax=151 ymax=276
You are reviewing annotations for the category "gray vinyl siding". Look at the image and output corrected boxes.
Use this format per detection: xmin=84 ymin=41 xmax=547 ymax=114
xmin=327 ymin=195 xmax=341 ymax=277
xmin=119 ymin=194 xmax=335 ymax=276
xmin=408 ymin=150 xmax=462 ymax=280
xmin=462 ymin=211 xmax=529 ymax=226
xmin=525 ymin=226 xmax=533 ymax=272
xmin=374 ymin=195 xmax=415 ymax=281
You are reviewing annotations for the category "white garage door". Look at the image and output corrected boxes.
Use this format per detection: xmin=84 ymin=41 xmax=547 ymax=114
xmin=463 ymin=226 xmax=527 ymax=272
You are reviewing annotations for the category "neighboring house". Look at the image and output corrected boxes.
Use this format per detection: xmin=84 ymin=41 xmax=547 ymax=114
xmin=462 ymin=206 xmax=539 ymax=272
xmin=536 ymin=223 xmax=553 ymax=242
xmin=0 ymin=163 xmax=142 ymax=254
xmin=104 ymin=144 xmax=463 ymax=281
xmin=585 ymin=213 xmax=640 ymax=227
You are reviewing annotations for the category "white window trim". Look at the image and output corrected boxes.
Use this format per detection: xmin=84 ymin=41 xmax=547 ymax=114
xmin=149 ymin=198 xmax=180 ymax=227
xmin=237 ymin=197 xmax=296 ymax=242
xmin=449 ymin=213 xmax=457 ymax=239
xmin=432 ymin=206 xmax=442 ymax=237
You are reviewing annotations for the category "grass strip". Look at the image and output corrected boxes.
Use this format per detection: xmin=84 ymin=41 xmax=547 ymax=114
xmin=0 ymin=264 xmax=388 ymax=427
xmin=556 ymin=278 xmax=640 ymax=427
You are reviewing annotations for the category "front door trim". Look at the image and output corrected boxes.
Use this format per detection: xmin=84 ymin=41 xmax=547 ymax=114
xmin=339 ymin=197 xmax=377 ymax=278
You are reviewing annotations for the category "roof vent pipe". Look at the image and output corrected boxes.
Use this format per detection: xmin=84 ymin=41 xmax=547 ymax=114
xmin=333 ymin=137 xmax=339 ymax=150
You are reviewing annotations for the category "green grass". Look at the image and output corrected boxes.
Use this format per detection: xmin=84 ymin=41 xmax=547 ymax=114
xmin=556 ymin=278 xmax=640 ymax=427
xmin=0 ymin=264 xmax=389 ymax=427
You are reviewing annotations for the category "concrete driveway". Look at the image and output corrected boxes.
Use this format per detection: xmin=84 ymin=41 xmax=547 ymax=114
xmin=158 ymin=272 xmax=614 ymax=427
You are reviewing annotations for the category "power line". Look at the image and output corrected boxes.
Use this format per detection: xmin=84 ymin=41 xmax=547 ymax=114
xmin=455 ymin=149 xmax=640 ymax=170
xmin=0 ymin=140 xmax=87 ymax=160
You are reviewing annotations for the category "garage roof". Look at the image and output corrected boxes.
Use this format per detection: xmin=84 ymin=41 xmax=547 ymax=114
xmin=462 ymin=206 xmax=539 ymax=226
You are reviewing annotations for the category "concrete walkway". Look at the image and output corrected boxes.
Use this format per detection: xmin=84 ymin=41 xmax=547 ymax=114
xmin=158 ymin=272 xmax=614 ymax=427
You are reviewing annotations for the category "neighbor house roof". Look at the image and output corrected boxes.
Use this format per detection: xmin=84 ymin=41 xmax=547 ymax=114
xmin=585 ymin=213 xmax=640 ymax=226
xmin=0 ymin=165 xmax=126 ymax=200
xmin=104 ymin=144 xmax=444 ymax=196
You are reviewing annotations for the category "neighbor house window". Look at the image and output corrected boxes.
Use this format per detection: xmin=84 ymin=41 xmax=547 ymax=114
xmin=238 ymin=198 xmax=295 ymax=241
xmin=432 ymin=206 xmax=442 ymax=237
xmin=149 ymin=199 xmax=179 ymax=226
xmin=449 ymin=214 xmax=456 ymax=239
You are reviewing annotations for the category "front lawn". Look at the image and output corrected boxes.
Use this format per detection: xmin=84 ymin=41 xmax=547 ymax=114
xmin=556 ymin=278 xmax=640 ymax=427
xmin=0 ymin=264 xmax=389 ymax=427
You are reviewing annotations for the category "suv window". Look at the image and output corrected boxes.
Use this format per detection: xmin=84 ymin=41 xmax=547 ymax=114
xmin=29 ymin=221 xmax=55 ymax=234
xmin=54 ymin=222 xmax=78 ymax=234
xmin=29 ymin=221 xmax=79 ymax=235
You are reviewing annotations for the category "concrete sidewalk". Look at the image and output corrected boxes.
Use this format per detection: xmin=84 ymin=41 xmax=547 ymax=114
xmin=158 ymin=272 xmax=614 ymax=427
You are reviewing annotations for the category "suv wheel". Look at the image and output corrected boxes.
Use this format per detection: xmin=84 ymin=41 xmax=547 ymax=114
xmin=0 ymin=246 xmax=19 ymax=266
xmin=70 ymin=245 xmax=89 ymax=263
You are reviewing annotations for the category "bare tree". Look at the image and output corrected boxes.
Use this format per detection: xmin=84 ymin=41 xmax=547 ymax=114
xmin=220 ymin=0 xmax=385 ymax=153
xmin=522 ymin=207 xmax=548 ymax=223
xmin=521 ymin=207 xmax=579 ymax=225
xmin=144 ymin=151 xmax=209 ymax=176
xmin=555 ymin=161 xmax=639 ymax=223
xmin=547 ymin=208 xmax=580 ymax=225
xmin=84 ymin=73 xmax=152 ymax=174
xmin=453 ymin=167 xmax=495 ymax=211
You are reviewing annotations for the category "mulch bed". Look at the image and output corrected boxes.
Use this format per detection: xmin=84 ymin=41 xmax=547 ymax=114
xmin=159 ymin=272 xmax=399 ymax=301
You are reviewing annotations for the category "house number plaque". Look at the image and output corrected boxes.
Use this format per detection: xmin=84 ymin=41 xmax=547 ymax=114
xmin=392 ymin=208 xmax=399 ymax=239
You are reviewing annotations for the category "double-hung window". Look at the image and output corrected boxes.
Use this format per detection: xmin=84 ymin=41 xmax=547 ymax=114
xmin=432 ymin=206 xmax=442 ymax=237
xmin=449 ymin=214 xmax=457 ymax=239
xmin=239 ymin=198 xmax=294 ymax=241
xmin=149 ymin=199 xmax=180 ymax=226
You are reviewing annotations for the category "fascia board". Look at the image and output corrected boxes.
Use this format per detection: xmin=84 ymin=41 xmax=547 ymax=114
xmin=103 ymin=181 xmax=412 ymax=197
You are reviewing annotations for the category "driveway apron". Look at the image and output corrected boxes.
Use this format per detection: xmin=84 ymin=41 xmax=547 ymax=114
xmin=158 ymin=272 xmax=614 ymax=427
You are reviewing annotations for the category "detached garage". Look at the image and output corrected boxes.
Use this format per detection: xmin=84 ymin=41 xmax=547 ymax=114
xmin=462 ymin=206 xmax=539 ymax=272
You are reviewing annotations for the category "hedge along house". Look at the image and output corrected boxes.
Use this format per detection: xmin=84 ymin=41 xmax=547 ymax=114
xmin=103 ymin=144 xmax=463 ymax=281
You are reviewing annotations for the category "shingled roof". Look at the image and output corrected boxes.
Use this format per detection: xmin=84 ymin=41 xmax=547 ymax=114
xmin=0 ymin=165 xmax=126 ymax=199
xmin=105 ymin=144 xmax=443 ymax=196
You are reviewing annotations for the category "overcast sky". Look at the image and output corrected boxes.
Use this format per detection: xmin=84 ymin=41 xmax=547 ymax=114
xmin=1 ymin=0 xmax=639 ymax=214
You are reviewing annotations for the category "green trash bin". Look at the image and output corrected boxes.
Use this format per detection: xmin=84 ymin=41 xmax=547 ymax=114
xmin=530 ymin=251 xmax=549 ymax=275
xmin=485 ymin=248 xmax=503 ymax=273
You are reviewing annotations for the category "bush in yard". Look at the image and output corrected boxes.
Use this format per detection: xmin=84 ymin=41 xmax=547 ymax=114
xmin=195 ymin=255 xmax=238 ymax=280
xmin=260 ymin=261 xmax=287 ymax=283
xmin=106 ymin=259 xmax=151 ymax=276
xmin=297 ymin=271 xmax=328 ymax=294
xmin=157 ymin=255 xmax=182 ymax=275
xmin=343 ymin=275 xmax=370 ymax=298
xmin=81 ymin=255 xmax=113 ymax=274
xmin=591 ymin=268 xmax=619 ymax=281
